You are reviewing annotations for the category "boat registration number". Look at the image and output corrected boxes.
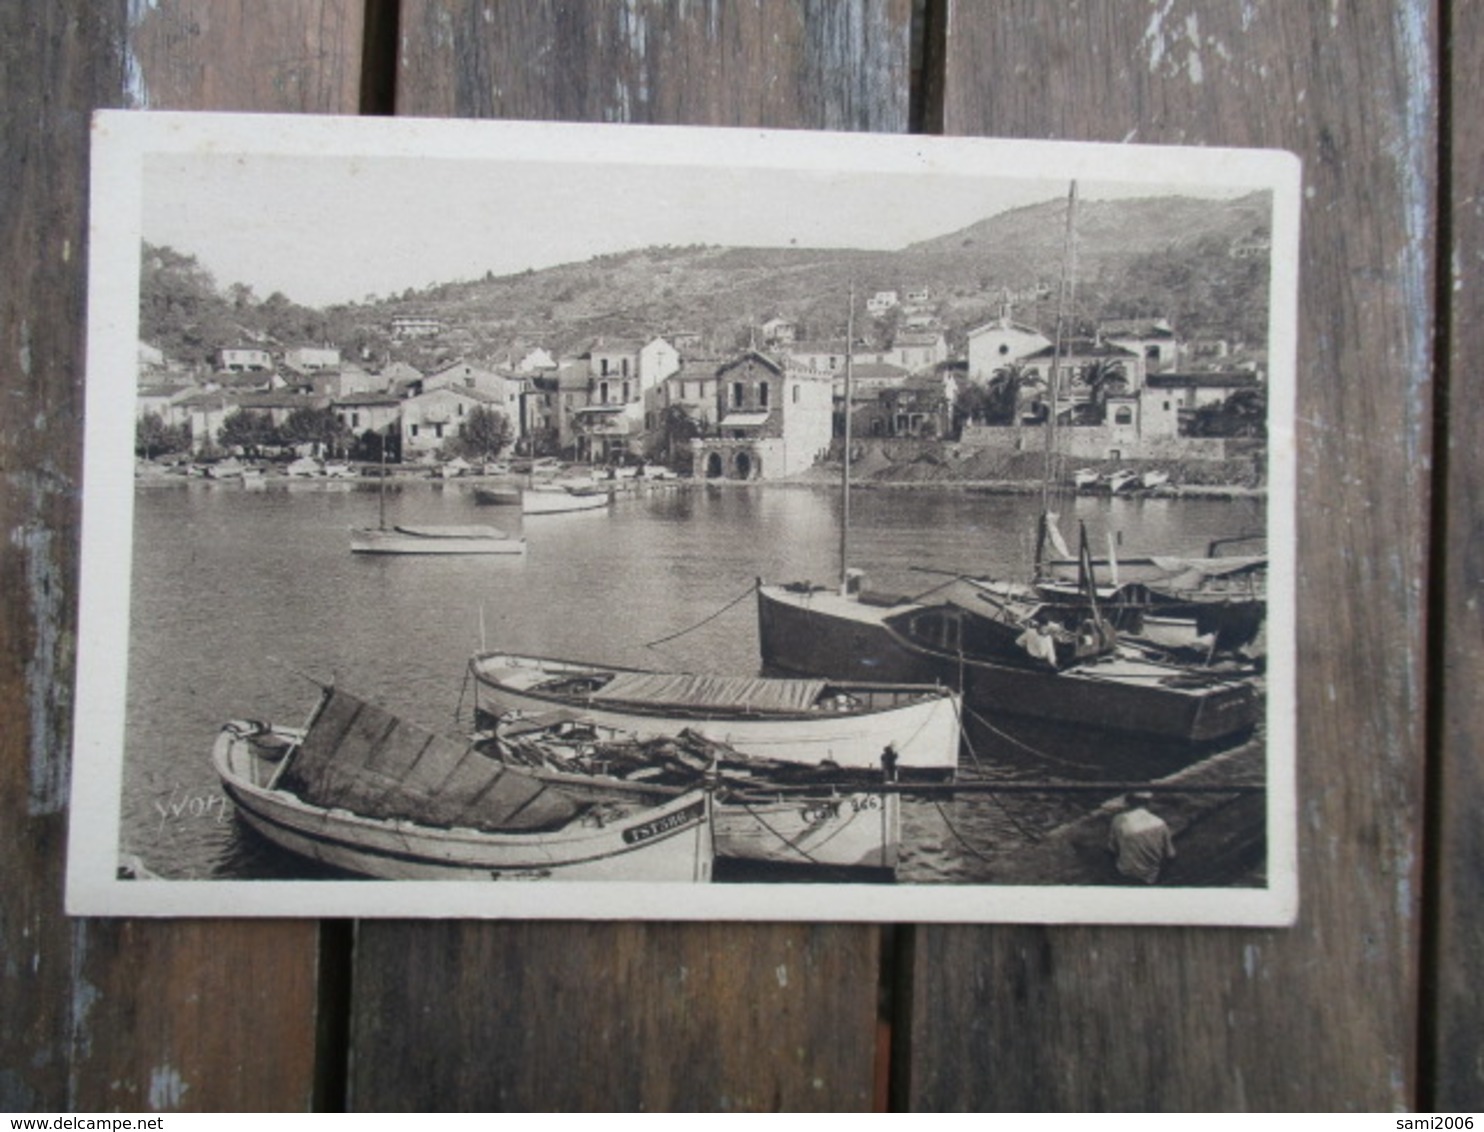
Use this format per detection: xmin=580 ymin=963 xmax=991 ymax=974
xmin=622 ymin=801 xmax=704 ymax=844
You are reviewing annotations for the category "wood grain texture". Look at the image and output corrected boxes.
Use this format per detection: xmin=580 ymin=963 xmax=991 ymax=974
xmin=0 ymin=0 xmax=365 ymax=1112
xmin=123 ymin=0 xmax=363 ymax=113
xmin=395 ymin=0 xmax=912 ymax=131
xmin=910 ymin=1 xmax=1435 ymax=1110
xmin=1431 ymin=0 xmax=1484 ymax=1110
xmin=351 ymin=922 xmax=882 ymax=1111
xmin=345 ymin=0 xmax=915 ymax=1111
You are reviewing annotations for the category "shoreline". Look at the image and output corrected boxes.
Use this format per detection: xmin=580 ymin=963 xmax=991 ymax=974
xmin=134 ymin=465 xmax=1268 ymax=500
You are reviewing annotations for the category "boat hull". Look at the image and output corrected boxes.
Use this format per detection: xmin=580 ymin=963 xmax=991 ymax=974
xmin=214 ymin=730 xmax=712 ymax=882
xmin=522 ymin=489 xmax=611 ymax=515
xmin=714 ymin=790 xmax=898 ymax=871
xmin=351 ymin=527 xmax=526 ymax=555
xmin=469 ymin=652 xmax=961 ymax=777
xmin=757 ymin=583 xmax=1258 ymax=746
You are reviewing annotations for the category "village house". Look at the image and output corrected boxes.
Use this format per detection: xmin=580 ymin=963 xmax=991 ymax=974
xmin=786 ymin=339 xmax=851 ymax=374
xmin=1018 ymin=338 xmax=1146 ymax=420
xmin=523 ymin=361 xmax=592 ymax=455
xmin=1098 ymin=318 xmax=1180 ymax=372
xmin=760 ymin=316 xmax=797 ymax=346
xmin=865 ymin=290 xmax=899 ymax=316
xmin=135 ymin=383 xmax=197 ymax=429
xmin=662 ymin=358 xmax=724 ymax=430
xmin=855 ymin=372 xmax=959 ymax=439
xmin=966 ymin=313 xmax=1053 ymax=381
xmin=378 ymin=360 xmax=423 ymax=388
xmin=177 ymin=391 xmax=236 ymax=452
xmin=390 ymin=314 xmax=445 ymax=340
xmin=691 ymin=350 xmax=833 ymax=480
xmin=232 ymin=391 xmax=332 ymax=430
xmin=217 ymin=346 xmax=272 ymax=373
xmin=332 ymin=391 xmax=404 ymax=442
xmin=514 ymin=346 xmax=557 ymax=373
xmin=283 ymin=346 xmax=341 ymax=374
xmin=1144 ymin=370 xmax=1263 ymax=428
xmin=308 ymin=364 xmax=381 ymax=400
xmin=886 ymin=330 xmax=948 ymax=372
xmin=400 ymin=385 xmax=507 ymax=459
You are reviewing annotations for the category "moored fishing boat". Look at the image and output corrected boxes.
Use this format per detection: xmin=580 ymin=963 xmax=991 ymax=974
xmin=755 ymin=578 xmax=1258 ymax=746
xmin=467 ymin=652 xmax=961 ymax=778
xmin=521 ymin=484 xmax=612 ymax=515
xmin=212 ymin=686 xmax=713 ymax=882
xmin=472 ymin=485 xmax=522 ymax=506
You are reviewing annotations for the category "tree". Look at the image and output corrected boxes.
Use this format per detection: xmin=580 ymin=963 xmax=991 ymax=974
xmin=448 ymin=405 xmax=513 ymax=460
xmin=650 ymin=404 xmax=703 ymax=471
xmin=1073 ymin=358 xmax=1129 ymax=425
xmin=279 ymin=406 xmax=349 ymax=456
xmin=135 ymin=412 xmax=190 ymax=459
xmin=1190 ymin=386 xmax=1267 ymax=438
xmin=217 ymin=409 xmax=278 ymax=455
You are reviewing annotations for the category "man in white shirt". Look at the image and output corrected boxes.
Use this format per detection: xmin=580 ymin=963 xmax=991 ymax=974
xmin=1108 ymin=792 xmax=1175 ymax=884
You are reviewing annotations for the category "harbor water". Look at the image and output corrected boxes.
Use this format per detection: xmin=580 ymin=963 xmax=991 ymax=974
xmin=121 ymin=477 xmax=1266 ymax=883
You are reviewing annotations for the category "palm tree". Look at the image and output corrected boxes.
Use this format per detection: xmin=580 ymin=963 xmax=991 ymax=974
xmin=1075 ymin=358 xmax=1129 ymax=425
xmin=990 ymin=361 xmax=1042 ymax=445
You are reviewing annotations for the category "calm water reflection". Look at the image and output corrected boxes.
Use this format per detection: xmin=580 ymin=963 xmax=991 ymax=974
xmin=123 ymin=478 xmax=1264 ymax=881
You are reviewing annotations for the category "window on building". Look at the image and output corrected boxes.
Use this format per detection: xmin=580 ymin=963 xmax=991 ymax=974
xmin=622 ymin=359 xmax=630 ymax=377
xmin=999 ymin=344 xmax=1010 ymax=355
xmin=733 ymin=382 xmax=744 ymax=408
xmin=435 ymin=424 xmax=444 ymax=439
xmin=410 ymin=425 xmax=419 ymax=437
xmin=622 ymin=382 xmax=630 ymax=402
xmin=351 ymin=412 xmax=360 ymax=428
xmin=600 ymin=359 xmax=610 ymax=376
xmin=599 ymin=381 xmax=610 ymax=404
xmin=1114 ymin=407 xmax=1133 ymax=426
xmin=792 ymin=385 xmax=800 ymax=404
xmin=759 ymin=382 xmax=769 ymax=408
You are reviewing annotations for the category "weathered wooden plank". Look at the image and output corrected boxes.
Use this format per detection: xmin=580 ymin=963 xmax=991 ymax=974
xmin=353 ymin=921 xmax=881 ymax=1111
xmin=908 ymin=2 xmax=1434 ymax=1110
xmin=0 ymin=0 xmax=364 ymax=1112
xmin=340 ymin=1 xmax=914 ymax=1111
xmin=122 ymin=0 xmax=363 ymax=115
xmin=1431 ymin=0 xmax=1484 ymax=1110
xmin=395 ymin=0 xmax=912 ymax=131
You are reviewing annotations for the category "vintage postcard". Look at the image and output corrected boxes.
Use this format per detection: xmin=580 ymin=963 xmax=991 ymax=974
xmin=68 ymin=111 xmax=1299 ymax=923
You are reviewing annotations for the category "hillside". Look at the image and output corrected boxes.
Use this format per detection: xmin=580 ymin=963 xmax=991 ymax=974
xmin=141 ymin=191 xmax=1273 ymax=369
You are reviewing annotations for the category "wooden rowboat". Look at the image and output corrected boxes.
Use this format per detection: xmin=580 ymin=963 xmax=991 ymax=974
xmin=213 ymin=687 xmax=713 ymax=882
xmin=468 ymin=651 xmax=962 ymax=779
xmin=484 ymin=717 xmax=900 ymax=873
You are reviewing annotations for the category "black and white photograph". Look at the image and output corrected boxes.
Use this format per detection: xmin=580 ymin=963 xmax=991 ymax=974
xmin=68 ymin=111 xmax=1299 ymax=923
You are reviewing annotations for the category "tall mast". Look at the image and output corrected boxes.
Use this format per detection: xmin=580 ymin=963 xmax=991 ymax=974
xmin=840 ymin=281 xmax=855 ymax=592
xmin=1043 ymin=180 xmax=1079 ymax=517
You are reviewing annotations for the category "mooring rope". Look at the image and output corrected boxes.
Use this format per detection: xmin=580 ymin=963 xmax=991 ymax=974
xmin=643 ymin=583 xmax=756 ymax=651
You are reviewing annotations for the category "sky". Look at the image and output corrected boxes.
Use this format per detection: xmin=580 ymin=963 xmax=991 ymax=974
xmin=141 ymin=146 xmax=1264 ymax=309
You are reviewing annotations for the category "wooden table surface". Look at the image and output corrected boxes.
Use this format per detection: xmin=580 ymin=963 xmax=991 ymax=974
xmin=2 ymin=0 xmax=1474 ymax=1112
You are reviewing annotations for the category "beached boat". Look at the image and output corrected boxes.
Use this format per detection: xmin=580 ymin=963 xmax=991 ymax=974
xmin=468 ymin=652 xmax=962 ymax=777
xmin=521 ymin=485 xmax=612 ymax=515
xmin=212 ymin=687 xmax=713 ymax=882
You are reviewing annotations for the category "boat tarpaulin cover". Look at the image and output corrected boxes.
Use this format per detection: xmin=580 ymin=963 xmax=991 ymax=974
xmin=590 ymin=672 xmax=829 ymax=714
xmin=279 ymin=688 xmax=579 ymax=832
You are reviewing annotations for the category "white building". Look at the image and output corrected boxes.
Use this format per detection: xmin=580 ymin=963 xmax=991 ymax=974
xmin=966 ymin=317 xmax=1053 ymax=382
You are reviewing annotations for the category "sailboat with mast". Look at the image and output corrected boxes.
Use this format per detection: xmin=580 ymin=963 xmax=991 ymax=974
xmin=351 ymin=444 xmax=527 ymax=555
xmin=755 ymin=186 xmax=1260 ymax=749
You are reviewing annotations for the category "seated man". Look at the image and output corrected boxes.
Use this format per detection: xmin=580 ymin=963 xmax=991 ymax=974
xmin=1108 ymin=792 xmax=1175 ymax=884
